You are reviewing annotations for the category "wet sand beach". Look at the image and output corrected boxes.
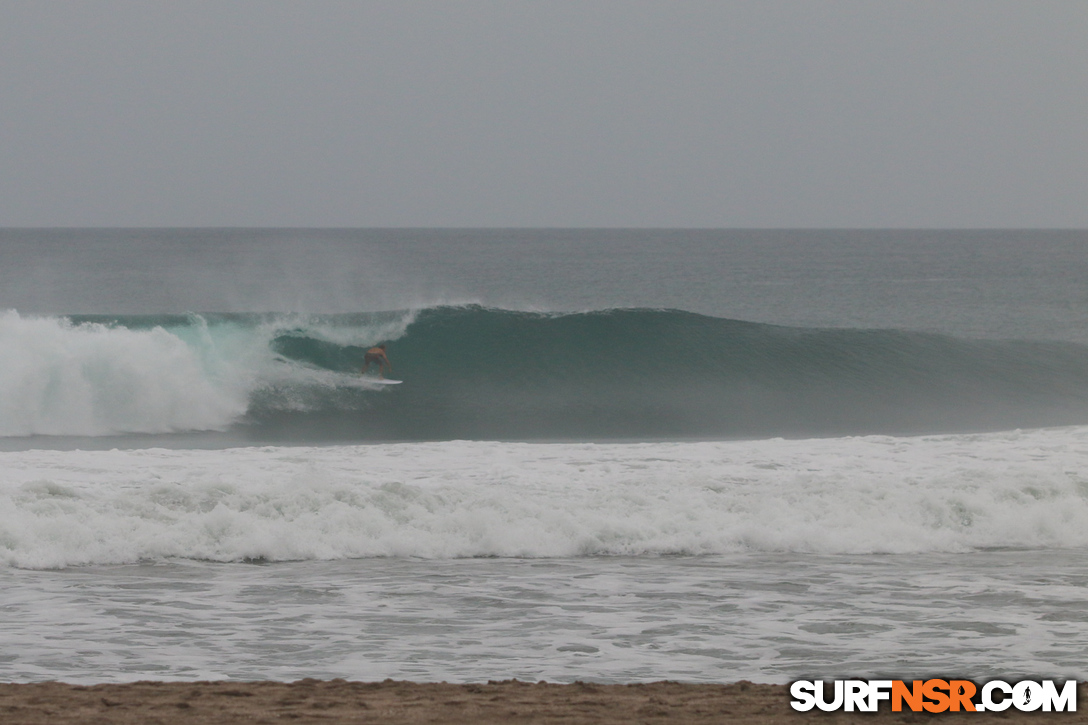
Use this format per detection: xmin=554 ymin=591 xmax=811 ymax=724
xmin=1 ymin=680 xmax=1085 ymax=724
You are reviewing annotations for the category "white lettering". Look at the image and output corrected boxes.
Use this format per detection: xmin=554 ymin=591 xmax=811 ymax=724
xmin=791 ymin=677 xmax=1076 ymax=713
xmin=1013 ymin=681 xmax=1043 ymax=712
xmin=789 ymin=681 xmax=816 ymax=712
xmin=814 ymin=680 xmax=843 ymax=712
xmin=981 ymin=680 xmax=1012 ymax=712
xmin=867 ymin=680 xmax=893 ymax=711
xmin=844 ymin=680 xmax=870 ymax=712
xmin=1041 ymin=680 xmax=1077 ymax=712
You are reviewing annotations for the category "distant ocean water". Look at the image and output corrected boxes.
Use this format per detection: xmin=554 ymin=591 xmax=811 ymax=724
xmin=1 ymin=228 xmax=1087 ymax=684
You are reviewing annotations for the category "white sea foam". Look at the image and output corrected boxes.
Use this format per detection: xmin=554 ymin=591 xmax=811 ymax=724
xmin=3 ymin=427 xmax=1088 ymax=568
xmin=0 ymin=311 xmax=247 ymax=436
xmin=0 ymin=311 xmax=411 ymax=436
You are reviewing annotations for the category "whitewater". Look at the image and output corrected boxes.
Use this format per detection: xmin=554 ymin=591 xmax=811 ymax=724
xmin=3 ymin=428 xmax=1088 ymax=570
xmin=2 ymin=228 xmax=1088 ymax=685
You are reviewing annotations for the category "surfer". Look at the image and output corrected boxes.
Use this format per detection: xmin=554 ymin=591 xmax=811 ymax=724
xmin=361 ymin=344 xmax=392 ymax=379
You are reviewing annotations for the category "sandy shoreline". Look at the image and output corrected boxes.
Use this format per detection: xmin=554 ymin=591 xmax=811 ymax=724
xmin=1 ymin=680 xmax=1085 ymax=724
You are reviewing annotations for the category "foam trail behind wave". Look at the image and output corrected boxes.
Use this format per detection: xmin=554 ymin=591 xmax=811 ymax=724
xmin=3 ymin=427 xmax=1088 ymax=568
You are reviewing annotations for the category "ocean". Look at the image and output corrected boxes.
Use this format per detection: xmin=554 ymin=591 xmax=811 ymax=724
xmin=2 ymin=228 xmax=1087 ymax=684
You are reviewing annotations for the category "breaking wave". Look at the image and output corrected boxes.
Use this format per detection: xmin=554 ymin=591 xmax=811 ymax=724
xmin=3 ymin=306 xmax=1088 ymax=440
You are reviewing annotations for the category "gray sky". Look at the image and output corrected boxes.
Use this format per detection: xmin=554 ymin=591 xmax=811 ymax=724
xmin=1 ymin=1 xmax=1085 ymax=228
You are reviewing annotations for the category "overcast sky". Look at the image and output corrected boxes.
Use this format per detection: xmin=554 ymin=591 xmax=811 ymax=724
xmin=1 ymin=1 xmax=1085 ymax=228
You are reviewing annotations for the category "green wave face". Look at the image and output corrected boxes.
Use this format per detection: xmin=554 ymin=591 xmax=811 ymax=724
xmin=8 ymin=306 xmax=1088 ymax=441
xmin=250 ymin=306 xmax=1088 ymax=441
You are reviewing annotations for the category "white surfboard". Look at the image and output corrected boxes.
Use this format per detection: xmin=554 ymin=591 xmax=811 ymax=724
xmin=371 ymin=379 xmax=402 ymax=385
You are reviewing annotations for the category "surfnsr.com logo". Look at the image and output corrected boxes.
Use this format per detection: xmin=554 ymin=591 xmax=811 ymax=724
xmin=790 ymin=679 xmax=1077 ymax=713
